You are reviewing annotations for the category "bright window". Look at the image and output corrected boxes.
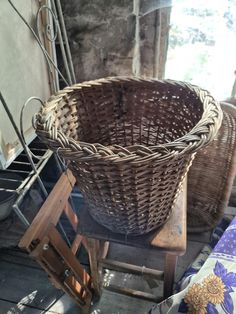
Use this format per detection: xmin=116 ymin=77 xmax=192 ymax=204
xmin=165 ymin=0 xmax=236 ymax=100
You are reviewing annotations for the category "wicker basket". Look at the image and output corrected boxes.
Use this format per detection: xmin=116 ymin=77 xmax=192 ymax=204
xmin=35 ymin=77 xmax=222 ymax=235
xmin=188 ymin=102 xmax=236 ymax=232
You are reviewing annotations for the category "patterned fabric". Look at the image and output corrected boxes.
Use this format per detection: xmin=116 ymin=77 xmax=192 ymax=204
xmin=176 ymin=217 xmax=231 ymax=293
xmin=149 ymin=217 xmax=236 ymax=314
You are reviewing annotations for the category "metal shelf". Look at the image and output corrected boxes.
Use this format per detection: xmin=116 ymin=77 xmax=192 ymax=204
xmin=0 ymin=138 xmax=52 ymax=226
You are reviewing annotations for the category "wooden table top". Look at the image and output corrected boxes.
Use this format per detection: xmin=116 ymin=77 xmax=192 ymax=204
xmin=77 ymin=179 xmax=187 ymax=255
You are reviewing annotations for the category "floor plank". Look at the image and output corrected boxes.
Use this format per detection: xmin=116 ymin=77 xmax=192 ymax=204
xmin=0 ymin=248 xmax=41 ymax=269
xmin=0 ymin=259 xmax=63 ymax=311
xmin=90 ymin=290 xmax=155 ymax=314
xmin=0 ymin=299 xmax=43 ymax=314
xmin=46 ymin=294 xmax=82 ymax=314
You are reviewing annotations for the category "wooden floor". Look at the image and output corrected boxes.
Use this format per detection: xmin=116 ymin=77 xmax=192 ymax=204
xmin=0 ymin=230 xmax=212 ymax=314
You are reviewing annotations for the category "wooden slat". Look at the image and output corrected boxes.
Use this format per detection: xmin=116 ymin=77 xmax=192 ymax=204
xmin=64 ymin=202 xmax=78 ymax=232
xmin=19 ymin=170 xmax=75 ymax=251
xmin=64 ymin=275 xmax=84 ymax=301
xmin=87 ymin=238 xmax=101 ymax=296
xmin=100 ymin=258 xmax=164 ymax=280
xmin=104 ymin=285 xmax=162 ymax=303
xmin=81 ymin=237 xmax=89 ymax=253
xmin=151 ymin=178 xmax=187 ymax=254
xmin=47 ymin=224 xmax=91 ymax=293
xmin=163 ymin=254 xmax=177 ymax=299
xmin=36 ymin=257 xmax=85 ymax=306
xmin=30 ymin=236 xmax=65 ymax=276
xmin=99 ymin=241 xmax=110 ymax=260
xmin=71 ymin=234 xmax=83 ymax=255
xmin=30 ymin=232 xmax=90 ymax=308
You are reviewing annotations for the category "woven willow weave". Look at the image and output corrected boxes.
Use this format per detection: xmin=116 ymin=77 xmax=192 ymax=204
xmin=188 ymin=102 xmax=236 ymax=232
xmin=35 ymin=77 xmax=222 ymax=235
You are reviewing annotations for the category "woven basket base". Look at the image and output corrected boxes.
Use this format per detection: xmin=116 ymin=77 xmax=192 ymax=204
xmin=85 ymin=204 xmax=172 ymax=236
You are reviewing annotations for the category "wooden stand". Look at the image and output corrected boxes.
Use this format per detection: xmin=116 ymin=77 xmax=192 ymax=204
xmin=19 ymin=171 xmax=186 ymax=310
xmin=78 ymin=180 xmax=187 ymax=302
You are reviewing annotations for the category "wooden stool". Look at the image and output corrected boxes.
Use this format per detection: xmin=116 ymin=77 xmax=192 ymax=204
xmin=78 ymin=180 xmax=187 ymax=302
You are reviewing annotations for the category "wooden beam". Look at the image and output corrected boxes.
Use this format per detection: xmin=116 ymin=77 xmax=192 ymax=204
xmin=100 ymin=258 xmax=164 ymax=280
xmin=64 ymin=201 xmax=78 ymax=232
xmin=164 ymin=254 xmax=177 ymax=299
xmin=71 ymin=234 xmax=83 ymax=255
xmin=87 ymin=238 xmax=101 ymax=296
xmin=47 ymin=224 xmax=91 ymax=293
xmin=153 ymin=6 xmax=171 ymax=79
xmin=30 ymin=238 xmax=85 ymax=305
xmin=151 ymin=178 xmax=187 ymax=255
xmin=30 ymin=236 xmax=65 ymax=276
xmin=98 ymin=241 xmax=110 ymax=260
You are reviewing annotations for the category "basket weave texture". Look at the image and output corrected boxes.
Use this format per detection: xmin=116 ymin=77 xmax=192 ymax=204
xmin=188 ymin=102 xmax=236 ymax=232
xmin=35 ymin=77 xmax=222 ymax=235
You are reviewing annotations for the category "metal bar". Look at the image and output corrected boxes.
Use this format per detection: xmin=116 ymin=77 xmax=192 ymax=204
xmin=3 ymin=4 xmax=72 ymax=247
xmin=13 ymin=152 xmax=53 ymax=207
xmin=54 ymin=0 xmax=76 ymax=83
xmin=13 ymin=204 xmax=30 ymax=227
xmin=12 ymin=161 xmax=31 ymax=166
xmin=11 ymin=151 xmax=72 ymax=248
xmin=36 ymin=4 xmax=58 ymax=93
xmin=0 ymin=188 xmax=17 ymax=193
xmin=0 ymin=178 xmax=23 ymax=183
xmin=1 ymin=169 xmax=30 ymax=175
xmin=19 ymin=153 xmax=41 ymax=158
xmin=29 ymin=148 xmax=48 ymax=152
xmin=12 ymin=160 xmax=45 ymax=193
xmin=51 ymin=0 xmax=72 ymax=85
xmin=0 ymin=92 xmax=48 ymax=198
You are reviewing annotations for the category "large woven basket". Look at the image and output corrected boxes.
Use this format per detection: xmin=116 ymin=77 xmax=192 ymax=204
xmin=188 ymin=102 xmax=236 ymax=232
xmin=35 ymin=77 xmax=222 ymax=235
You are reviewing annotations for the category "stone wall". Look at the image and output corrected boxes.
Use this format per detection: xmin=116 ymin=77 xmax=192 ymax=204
xmin=61 ymin=0 xmax=170 ymax=82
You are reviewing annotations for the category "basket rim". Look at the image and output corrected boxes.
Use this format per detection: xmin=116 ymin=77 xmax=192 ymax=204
xmin=35 ymin=76 xmax=223 ymax=164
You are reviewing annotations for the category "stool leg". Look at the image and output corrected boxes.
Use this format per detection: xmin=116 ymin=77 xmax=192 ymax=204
xmin=87 ymin=238 xmax=101 ymax=297
xmin=164 ymin=254 xmax=178 ymax=299
xmin=99 ymin=241 xmax=109 ymax=259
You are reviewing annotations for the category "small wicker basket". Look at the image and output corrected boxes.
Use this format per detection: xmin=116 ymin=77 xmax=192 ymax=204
xmin=35 ymin=77 xmax=222 ymax=235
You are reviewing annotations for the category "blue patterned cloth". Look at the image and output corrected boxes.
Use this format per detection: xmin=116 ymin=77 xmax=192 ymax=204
xmin=149 ymin=217 xmax=236 ymax=314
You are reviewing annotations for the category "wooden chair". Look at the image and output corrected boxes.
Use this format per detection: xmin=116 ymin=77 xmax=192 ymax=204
xmin=78 ymin=180 xmax=187 ymax=302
